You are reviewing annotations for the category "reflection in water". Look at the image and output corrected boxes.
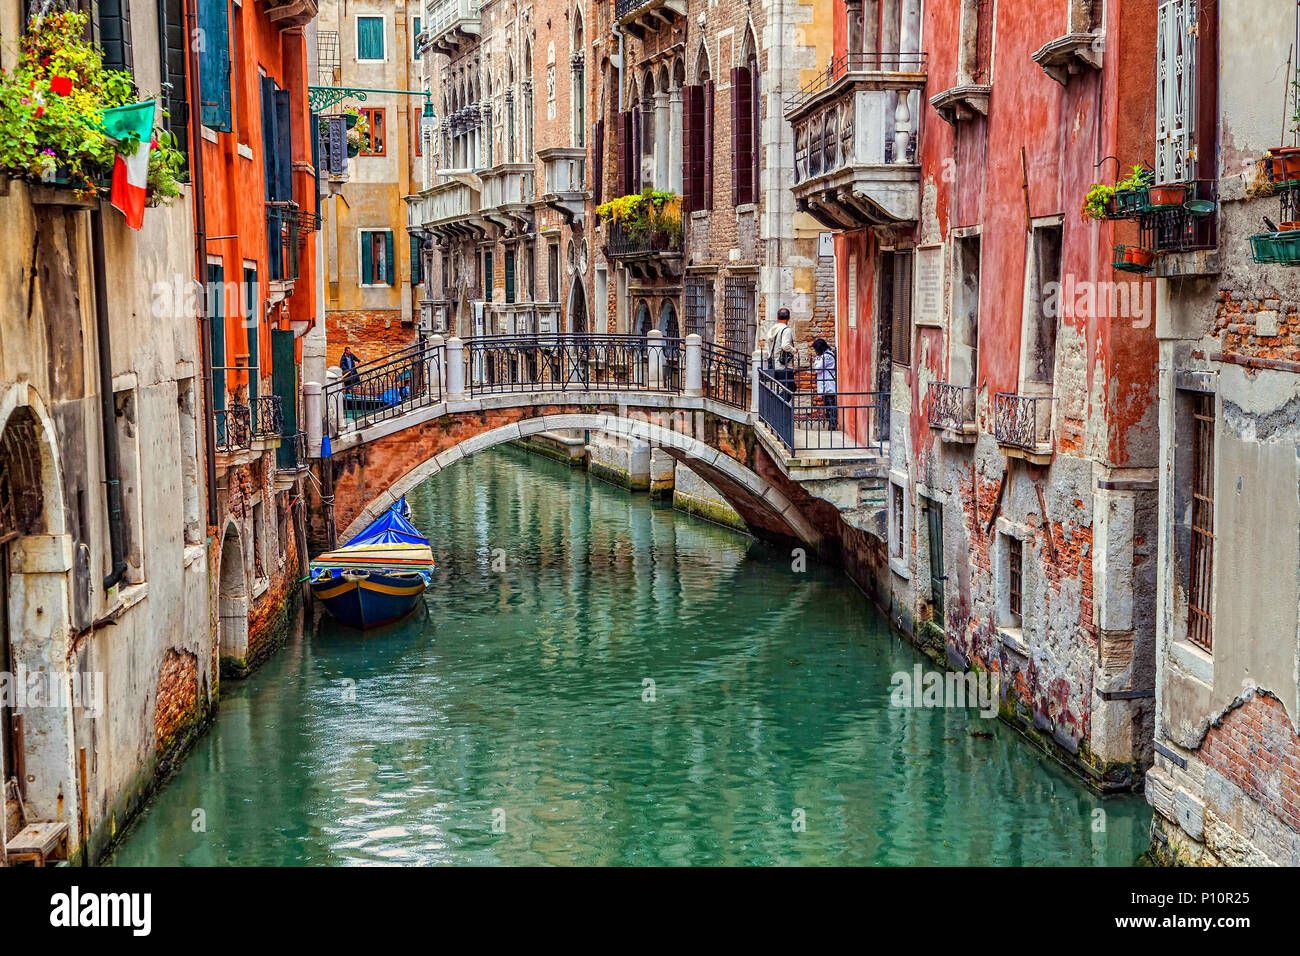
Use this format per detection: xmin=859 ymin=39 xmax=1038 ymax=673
xmin=110 ymin=445 xmax=1150 ymax=866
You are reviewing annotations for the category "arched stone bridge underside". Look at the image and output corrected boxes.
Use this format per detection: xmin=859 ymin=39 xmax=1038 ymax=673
xmin=314 ymin=392 xmax=836 ymax=551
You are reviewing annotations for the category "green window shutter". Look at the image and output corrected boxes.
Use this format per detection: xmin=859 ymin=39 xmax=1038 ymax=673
xmin=361 ymin=232 xmax=373 ymax=285
xmin=199 ymin=0 xmax=232 ymax=131
xmin=484 ymin=252 xmax=493 ymax=297
xmin=413 ymin=16 xmax=422 ymax=57
xmin=410 ymin=235 xmax=422 ymax=285
xmin=504 ymin=251 xmax=515 ymax=303
xmin=207 ymin=262 xmax=225 ymax=410
xmin=358 ymin=17 xmax=384 ymax=60
xmin=99 ymin=0 xmax=134 ymax=74
xmin=385 ymin=232 xmax=396 ymax=286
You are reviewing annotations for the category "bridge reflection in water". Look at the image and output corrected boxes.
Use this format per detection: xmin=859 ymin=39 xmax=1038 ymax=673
xmin=109 ymin=446 xmax=1150 ymax=866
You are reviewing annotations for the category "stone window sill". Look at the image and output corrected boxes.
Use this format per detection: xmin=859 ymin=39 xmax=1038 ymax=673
xmin=999 ymin=626 xmax=1028 ymax=657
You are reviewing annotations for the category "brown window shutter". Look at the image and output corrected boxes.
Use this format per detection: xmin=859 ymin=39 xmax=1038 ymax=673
xmin=631 ymin=105 xmax=642 ymax=193
xmin=891 ymin=250 xmax=914 ymax=367
xmin=616 ymin=111 xmax=627 ymax=196
xmin=731 ymin=67 xmax=754 ymax=206
xmin=594 ymin=119 xmax=604 ymax=206
xmin=704 ymin=80 xmax=715 ymax=209
xmin=682 ymin=86 xmax=696 ymax=213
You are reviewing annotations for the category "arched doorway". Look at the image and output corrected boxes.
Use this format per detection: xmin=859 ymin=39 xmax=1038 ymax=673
xmin=568 ymin=277 xmax=588 ymax=334
xmin=634 ymin=299 xmax=652 ymax=336
xmin=657 ymin=299 xmax=680 ymax=337
xmin=217 ymin=524 xmax=249 ymax=669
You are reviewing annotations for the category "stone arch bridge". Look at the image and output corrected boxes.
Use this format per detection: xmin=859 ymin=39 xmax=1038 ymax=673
xmin=305 ymin=333 xmax=891 ymax=557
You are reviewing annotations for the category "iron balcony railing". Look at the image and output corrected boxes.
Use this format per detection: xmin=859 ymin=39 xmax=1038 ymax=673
xmin=614 ymin=0 xmax=653 ymax=21
xmin=215 ymin=404 xmax=252 ymax=453
xmin=276 ymin=431 xmax=309 ymax=472
xmin=786 ymin=51 xmax=930 ymax=113
xmin=928 ymin=382 xmax=976 ymax=432
xmin=993 ymin=393 xmax=1054 ymax=451
xmin=253 ymin=395 xmax=284 ymax=439
xmin=607 ymin=224 xmax=682 ymax=258
xmin=1139 ymin=178 xmax=1219 ymax=255
xmin=757 ymin=369 xmax=887 ymax=455
xmin=267 ymin=201 xmax=301 ymax=282
xmin=465 ymin=334 xmax=682 ymax=396
xmin=325 ymin=342 xmax=445 ymax=435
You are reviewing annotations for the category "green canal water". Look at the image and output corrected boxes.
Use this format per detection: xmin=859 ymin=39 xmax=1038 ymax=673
xmin=110 ymin=445 xmax=1150 ymax=866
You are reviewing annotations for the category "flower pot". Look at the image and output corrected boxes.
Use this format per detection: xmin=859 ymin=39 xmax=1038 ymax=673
xmin=347 ymin=142 xmax=360 ymax=157
xmin=1266 ymin=147 xmax=1300 ymax=186
xmin=344 ymin=112 xmax=359 ymax=129
xmin=1250 ymin=230 xmax=1300 ymax=266
xmin=1112 ymin=244 xmax=1154 ymax=274
xmin=1110 ymin=187 xmax=1147 ymax=219
xmin=1144 ymin=183 xmax=1189 ymax=209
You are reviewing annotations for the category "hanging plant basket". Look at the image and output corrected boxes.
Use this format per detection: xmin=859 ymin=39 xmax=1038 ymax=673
xmin=1265 ymin=147 xmax=1300 ymax=187
xmin=1110 ymin=187 xmax=1148 ymax=219
xmin=1112 ymin=244 xmax=1155 ymax=274
xmin=1249 ymin=230 xmax=1300 ymax=266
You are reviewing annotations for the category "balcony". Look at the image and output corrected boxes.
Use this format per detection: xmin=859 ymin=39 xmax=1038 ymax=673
xmin=261 ymin=0 xmax=317 ymax=29
xmin=479 ymin=163 xmax=535 ymax=235
xmin=266 ymin=202 xmax=301 ymax=298
xmin=419 ymin=180 xmax=486 ymax=242
xmin=615 ymin=0 xmax=686 ymax=39
xmin=606 ymin=223 xmax=682 ymax=280
xmin=215 ymin=405 xmax=252 ymax=456
xmin=927 ymin=382 xmax=976 ymax=442
xmin=993 ymin=393 xmax=1054 ymax=463
xmin=538 ymin=147 xmax=588 ymax=225
xmin=252 ymin=395 xmax=284 ymax=443
xmin=786 ymin=53 xmax=928 ymax=229
xmin=425 ymin=0 xmax=481 ymax=57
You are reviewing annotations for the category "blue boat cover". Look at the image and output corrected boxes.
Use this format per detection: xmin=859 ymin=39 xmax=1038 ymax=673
xmin=348 ymin=497 xmax=428 ymax=548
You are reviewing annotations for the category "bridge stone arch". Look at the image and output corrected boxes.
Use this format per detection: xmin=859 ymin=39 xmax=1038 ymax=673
xmin=326 ymin=407 xmax=823 ymax=550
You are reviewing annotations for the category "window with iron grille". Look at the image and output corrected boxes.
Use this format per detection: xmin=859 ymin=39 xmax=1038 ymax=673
xmin=722 ymin=276 xmax=756 ymax=354
xmin=1187 ymin=391 xmax=1215 ymax=652
xmin=684 ymin=276 xmax=714 ymax=342
xmin=1007 ymin=536 xmax=1023 ymax=625
xmin=892 ymin=483 xmax=905 ymax=559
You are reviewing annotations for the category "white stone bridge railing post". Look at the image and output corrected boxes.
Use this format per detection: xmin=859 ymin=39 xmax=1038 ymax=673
xmin=646 ymin=329 xmax=665 ymax=389
xmin=429 ymin=334 xmax=446 ymax=398
xmin=750 ymin=349 xmax=762 ymax=413
xmin=446 ymin=336 xmax=466 ymax=400
xmin=684 ymin=334 xmax=702 ymax=397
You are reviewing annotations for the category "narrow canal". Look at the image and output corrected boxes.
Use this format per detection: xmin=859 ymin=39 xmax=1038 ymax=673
xmin=111 ymin=445 xmax=1150 ymax=865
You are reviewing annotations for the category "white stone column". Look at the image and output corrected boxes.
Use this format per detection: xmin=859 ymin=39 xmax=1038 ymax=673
xmin=446 ymin=336 xmax=466 ymax=400
xmin=654 ymin=92 xmax=670 ymax=190
xmin=303 ymin=381 xmax=323 ymax=456
xmin=429 ymin=334 xmax=446 ymax=398
xmin=750 ymin=348 xmax=762 ymax=413
xmin=647 ymin=328 xmax=665 ymax=388
xmin=684 ymin=333 xmax=703 ymax=397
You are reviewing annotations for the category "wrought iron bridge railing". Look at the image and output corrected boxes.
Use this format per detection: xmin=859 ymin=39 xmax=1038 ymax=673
xmin=465 ymin=334 xmax=682 ymax=396
xmin=253 ymin=395 xmax=284 ymax=439
xmin=757 ymin=369 xmax=888 ymax=455
xmin=993 ymin=393 xmax=1054 ymax=451
xmin=215 ymin=404 xmax=252 ymax=454
xmin=325 ymin=341 xmax=445 ymax=435
xmin=927 ymin=382 xmax=976 ymax=432
xmin=701 ymin=341 xmax=751 ymax=408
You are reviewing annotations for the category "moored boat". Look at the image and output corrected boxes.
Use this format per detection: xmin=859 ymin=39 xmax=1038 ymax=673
xmin=309 ymin=497 xmax=434 ymax=629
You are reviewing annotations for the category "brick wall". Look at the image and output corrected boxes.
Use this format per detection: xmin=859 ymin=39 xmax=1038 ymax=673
xmin=325 ymin=309 xmax=416 ymax=368
xmin=155 ymin=648 xmax=200 ymax=755
xmin=1198 ymin=692 xmax=1300 ymax=834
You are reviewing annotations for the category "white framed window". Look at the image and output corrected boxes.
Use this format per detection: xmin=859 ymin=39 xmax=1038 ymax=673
xmin=356 ymin=15 xmax=386 ymax=62
xmin=1155 ymin=0 xmax=1196 ymax=184
xmin=358 ymin=229 xmax=395 ymax=287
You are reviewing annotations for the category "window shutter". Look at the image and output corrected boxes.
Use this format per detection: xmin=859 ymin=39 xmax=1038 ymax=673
xmin=594 ymin=119 xmax=604 ymax=206
xmin=630 ymin=106 xmax=642 ymax=193
xmin=891 ymin=250 xmax=914 ymax=367
xmin=703 ymin=80 xmax=715 ymax=209
xmin=385 ymin=233 xmax=396 ymax=286
xmin=1155 ymin=0 xmax=1196 ymax=183
xmin=681 ymin=86 xmax=697 ymax=214
xmin=259 ymin=76 xmax=276 ymax=197
xmin=199 ymin=0 xmax=232 ymax=131
xmin=410 ymin=235 xmax=422 ymax=285
xmin=504 ymin=251 xmax=515 ymax=303
xmin=361 ymin=233 xmax=373 ymax=285
xmin=99 ymin=0 xmax=134 ymax=74
xmin=619 ymin=110 xmax=633 ymax=196
xmin=730 ymin=67 xmax=753 ymax=206
xmin=158 ymin=0 xmax=189 ymax=160
xmin=274 ymin=88 xmax=292 ymax=201
xmin=358 ymin=17 xmax=384 ymax=60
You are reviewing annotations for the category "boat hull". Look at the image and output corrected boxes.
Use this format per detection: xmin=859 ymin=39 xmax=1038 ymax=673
xmin=310 ymin=571 xmax=426 ymax=630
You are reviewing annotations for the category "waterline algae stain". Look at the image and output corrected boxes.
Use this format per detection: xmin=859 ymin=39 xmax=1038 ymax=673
xmin=110 ymin=446 xmax=1149 ymax=866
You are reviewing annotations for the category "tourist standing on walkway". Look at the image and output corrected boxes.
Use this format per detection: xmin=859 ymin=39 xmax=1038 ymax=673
xmin=762 ymin=308 xmax=798 ymax=394
xmin=812 ymin=338 xmax=837 ymax=429
xmin=340 ymin=346 xmax=361 ymax=389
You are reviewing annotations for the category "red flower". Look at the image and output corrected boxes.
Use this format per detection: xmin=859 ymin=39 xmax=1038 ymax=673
xmin=34 ymin=106 xmax=44 ymax=117
xmin=150 ymin=137 xmax=160 ymax=150
xmin=49 ymin=76 xmax=72 ymax=96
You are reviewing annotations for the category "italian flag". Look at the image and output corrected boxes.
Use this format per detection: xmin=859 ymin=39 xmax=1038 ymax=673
xmin=101 ymin=101 xmax=156 ymax=230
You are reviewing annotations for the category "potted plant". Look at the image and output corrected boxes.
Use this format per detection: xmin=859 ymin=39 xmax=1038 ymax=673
xmin=1081 ymin=165 xmax=1153 ymax=221
xmin=596 ymin=189 xmax=683 ymax=249
xmin=1112 ymin=244 xmax=1155 ymax=274
xmin=346 ymin=110 xmax=368 ymax=156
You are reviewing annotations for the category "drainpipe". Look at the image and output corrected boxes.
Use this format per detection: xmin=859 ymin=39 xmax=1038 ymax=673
xmin=187 ymin=0 xmax=219 ymax=527
xmin=91 ymin=208 xmax=127 ymax=591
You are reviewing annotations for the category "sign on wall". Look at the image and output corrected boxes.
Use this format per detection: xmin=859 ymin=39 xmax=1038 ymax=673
xmin=818 ymin=232 xmax=834 ymax=257
xmin=914 ymin=243 xmax=943 ymax=327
